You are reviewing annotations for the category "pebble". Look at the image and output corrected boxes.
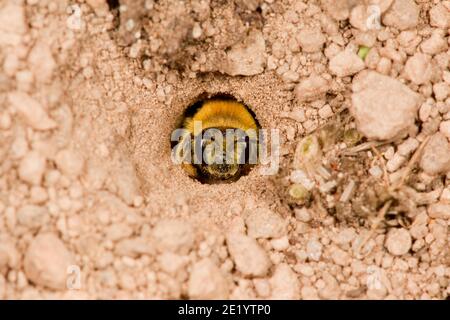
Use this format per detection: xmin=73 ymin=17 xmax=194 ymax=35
xmin=114 ymin=237 xmax=155 ymax=258
xmin=294 ymin=74 xmax=329 ymax=102
xmin=306 ymin=239 xmax=323 ymax=261
xmin=351 ymin=71 xmax=420 ymax=140
xmin=404 ymin=53 xmax=433 ymax=85
xmin=318 ymin=104 xmax=333 ymax=119
xmin=419 ymin=133 xmax=450 ymax=175
xmin=24 ymin=233 xmax=74 ymax=290
xmin=321 ymin=0 xmax=350 ymax=21
xmin=8 ymin=92 xmax=57 ymax=131
xmin=226 ymin=232 xmax=271 ymax=277
xmin=28 ymin=41 xmax=56 ymax=83
xmin=55 ymin=148 xmax=85 ymax=178
xmin=0 ymin=2 xmax=26 ymax=46
xmin=270 ymin=264 xmax=300 ymax=299
xmin=385 ymin=228 xmax=412 ymax=256
xmin=105 ymin=223 xmax=133 ymax=242
xmin=382 ymin=0 xmax=419 ymax=30
xmin=245 ymin=208 xmax=287 ymax=239
xmin=270 ymin=236 xmax=290 ymax=251
xmin=152 ymin=219 xmax=195 ymax=254
xmin=158 ymin=253 xmax=188 ymax=274
xmin=420 ymin=31 xmax=448 ymax=55
xmin=294 ymin=207 xmax=311 ymax=222
xmin=331 ymin=246 xmax=351 ymax=266
xmin=297 ymin=28 xmax=326 ymax=53
xmin=294 ymin=263 xmax=315 ymax=277
xmin=18 ymin=151 xmax=47 ymax=185
xmin=0 ymin=238 xmax=20 ymax=270
xmin=224 ymin=30 xmax=266 ymax=76
xmin=301 ymin=286 xmax=319 ymax=299
xmin=329 ymin=50 xmax=365 ymax=77
xmin=429 ymin=3 xmax=450 ymax=29
xmin=188 ymin=259 xmax=229 ymax=299
xmin=397 ymin=137 xmax=419 ymax=156
xmin=427 ymin=203 xmax=450 ymax=220
xmin=16 ymin=205 xmax=49 ymax=230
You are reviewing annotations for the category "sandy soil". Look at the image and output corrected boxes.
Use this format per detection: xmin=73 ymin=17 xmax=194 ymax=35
xmin=0 ymin=0 xmax=449 ymax=299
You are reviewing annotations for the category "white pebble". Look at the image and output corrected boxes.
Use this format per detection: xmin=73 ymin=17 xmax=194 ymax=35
xmin=385 ymin=228 xmax=412 ymax=256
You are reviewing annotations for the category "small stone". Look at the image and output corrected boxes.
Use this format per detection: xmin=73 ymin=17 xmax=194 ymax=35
xmin=295 ymin=263 xmax=315 ymax=277
xmin=24 ymin=233 xmax=74 ymax=290
xmin=297 ymin=28 xmax=326 ymax=53
xmin=8 ymin=92 xmax=57 ymax=131
xmin=386 ymin=153 xmax=406 ymax=172
xmin=157 ymin=253 xmax=188 ymax=274
xmin=28 ymin=41 xmax=56 ymax=83
xmin=294 ymin=74 xmax=329 ymax=102
xmin=85 ymin=0 xmax=109 ymax=16
xmin=55 ymin=148 xmax=85 ymax=178
xmin=245 ymin=208 xmax=287 ymax=239
xmin=428 ymin=203 xmax=450 ymax=220
xmin=321 ymin=0 xmax=350 ymax=21
xmin=192 ymin=22 xmax=202 ymax=39
xmin=188 ymin=259 xmax=229 ymax=299
xmin=318 ymin=273 xmax=341 ymax=299
xmin=18 ymin=151 xmax=46 ymax=185
xmin=301 ymin=286 xmax=319 ymax=299
xmin=329 ymin=50 xmax=365 ymax=77
xmin=420 ymin=133 xmax=450 ymax=175
xmin=114 ymin=237 xmax=155 ymax=258
xmin=433 ymin=82 xmax=449 ymax=101
xmin=349 ymin=5 xmax=374 ymax=31
xmin=105 ymin=223 xmax=133 ymax=242
xmin=294 ymin=207 xmax=311 ymax=222
xmin=224 ymin=30 xmax=265 ymax=76
xmin=397 ymin=137 xmax=419 ymax=156
xmin=429 ymin=3 xmax=450 ymax=29
xmin=334 ymin=228 xmax=356 ymax=245
xmin=420 ymin=32 xmax=448 ymax=55
xmin=385 ymin=228 xmax=412 ymax=256
xmin=226 ymin=232 xmax=271 ymax=277
xmin=270 ymin=236 xmax=290 ymax=251
xmin=153 ymin=219 xmax=195 ymax=254
xmin=0 ymin=3 xmax=27 ymax=46
xmin=306 ymin=239 xmax=323 ymax=261
xmin=351 ymin=71 xmax=420 ymax=140
xmin=382 ymin=0 xmax=419 ymax=31
xmin=253 ymin=279 xmax=271 ymax=298
xmin=270 ymin=264 xmax=300 ymax=299
xmin=0 ymin=275 xmax=4 ymax=299
xmin=0 ymin=237 xmax=20 ymax=270
xmin=440 ymin=121 xmax=450 ymax=140
xmin=318 ymin=104 xmax=333 ymax=119
xmin=404 ymin=53 xmax=433 ymax=85
xmin=331 ymin=246 xmax=351 ymax=266
xmin=17 ymin=205 xmax=49 ymax=230
xmin=282 ymin=70 xmax=299 ymax=83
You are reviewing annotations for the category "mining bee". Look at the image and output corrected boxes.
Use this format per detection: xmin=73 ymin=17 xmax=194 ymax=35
xmin=171 ymin=95 xmax=260 ymax=184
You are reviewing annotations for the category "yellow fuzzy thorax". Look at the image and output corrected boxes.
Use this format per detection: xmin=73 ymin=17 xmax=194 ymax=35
xmin=184 ymin=100 xmax=258 ymax=134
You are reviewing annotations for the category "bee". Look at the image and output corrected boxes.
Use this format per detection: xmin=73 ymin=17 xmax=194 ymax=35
xmin=172 ymin=96 xmax=260 ymax=184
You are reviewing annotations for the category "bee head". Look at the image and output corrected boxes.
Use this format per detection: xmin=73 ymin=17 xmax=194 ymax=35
xmin=174 ymin=96 xmax=260 ymax=184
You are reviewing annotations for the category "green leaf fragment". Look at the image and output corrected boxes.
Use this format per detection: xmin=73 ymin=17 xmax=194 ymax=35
xmin=358 ymin=46 xmax=370 ymax=61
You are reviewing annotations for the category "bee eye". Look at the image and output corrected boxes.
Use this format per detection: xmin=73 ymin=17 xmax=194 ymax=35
xmin=172 ymin=94 xmax=260 ymax=184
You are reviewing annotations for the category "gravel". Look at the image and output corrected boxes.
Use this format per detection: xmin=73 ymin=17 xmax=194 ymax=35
xmin=385 ymin=228 xmax=413 ymax=256
xmin=351 ymin=71 xmax=420 ymax=140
